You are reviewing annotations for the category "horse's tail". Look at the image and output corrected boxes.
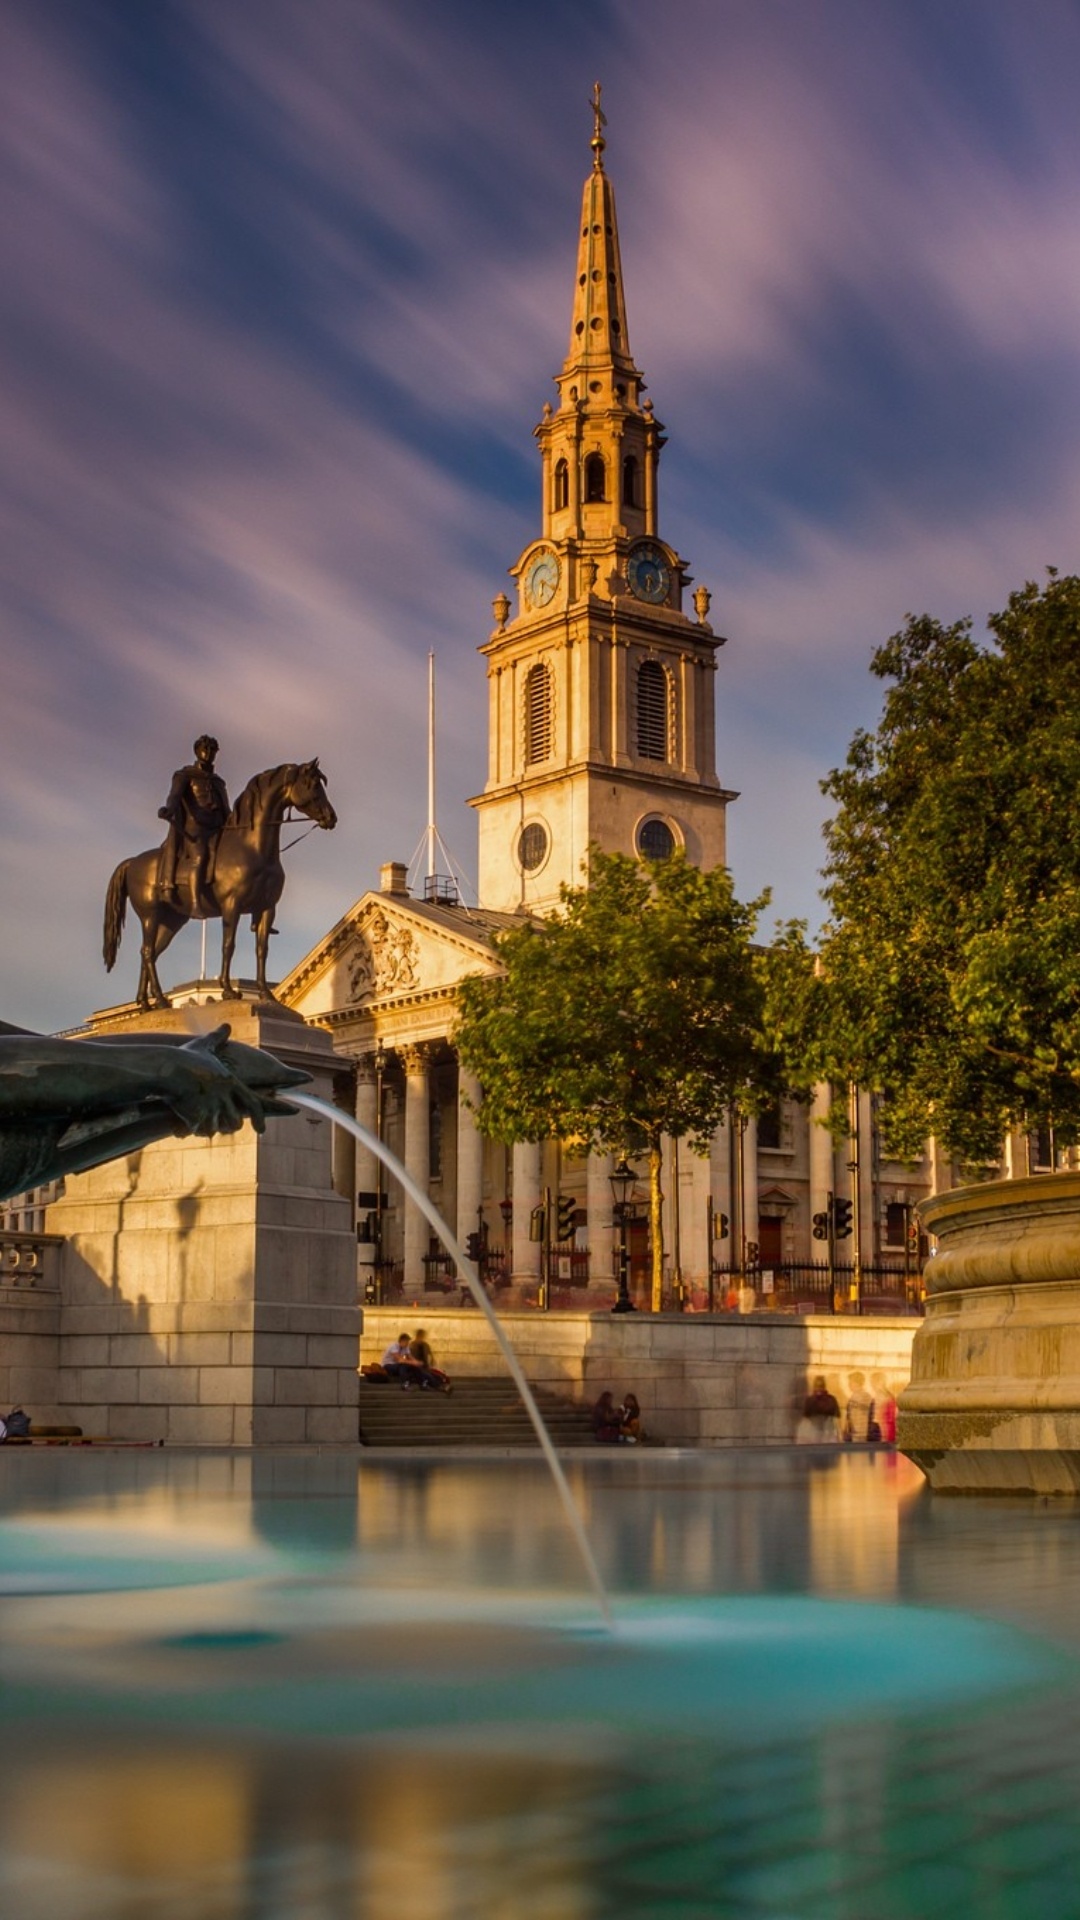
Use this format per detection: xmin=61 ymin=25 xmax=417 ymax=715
xmin=103 ymin=860 xmax=129 ymax=972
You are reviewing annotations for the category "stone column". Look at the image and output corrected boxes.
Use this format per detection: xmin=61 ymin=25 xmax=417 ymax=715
xmin=682 ymin=1146 xmax=711 ymax=1298
xmin=456 ymin=1065 xmax=484 ymax=1249
xmin=742 ymin=1114 xmax=759 ymax=1268
xmin=809 ymin=1082 xmax=833 ymax=1232
xmin=710 ymin=1115 xmax=733 ymax=1271
xmin=353 ymin=1056 xmax=380 ymax=1201
xmin=401 ymin=1044 xmax=431 ymax=1298
xmin=353 ymin=1055 xmax=379 ymax=1283
xmin=859 ymin=1088 xmax=876 ymax=1267
xmin=586 ymin=1148 xmax=613 ymax=1291
xmin=511 ymin=1140 xmax=542 ymax=1286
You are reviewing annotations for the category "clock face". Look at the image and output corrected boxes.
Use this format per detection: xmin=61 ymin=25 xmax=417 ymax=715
xmin=627 ymin=543 xmax=671 ymax=605
xmin=525 ymin=549 xmax=560 ymax=610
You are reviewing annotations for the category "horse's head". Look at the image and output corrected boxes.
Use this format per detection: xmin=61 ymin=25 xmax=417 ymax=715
xmin=285 ymin=758 xmax=337 ymax=831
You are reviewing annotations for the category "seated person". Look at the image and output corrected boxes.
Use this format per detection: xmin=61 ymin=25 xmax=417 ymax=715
xmin=591 ymin=1390 xmax=621 ymax=1443
xmin=619 ymin=1392 xmax=643 ymax=1444
xmin=381 ymin=1333 xmax=419 ymax=1387
xmin=410 ymin=1329 xmax=452 ymax=1393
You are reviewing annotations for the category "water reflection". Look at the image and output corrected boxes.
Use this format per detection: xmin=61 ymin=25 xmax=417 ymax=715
xmin=2 ymin=1450 xmax=1080 ymax=1919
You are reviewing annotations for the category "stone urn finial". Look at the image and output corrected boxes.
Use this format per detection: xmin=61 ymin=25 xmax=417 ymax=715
xmin=580 ymin=557 xmax=599 ymax=596
xmin=492 ymin=592 xmax=511 ymax=632
xmin=693 ymin=584 xmax=712 ymax=625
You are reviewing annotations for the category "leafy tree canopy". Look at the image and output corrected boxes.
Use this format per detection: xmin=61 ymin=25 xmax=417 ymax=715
xmin=816 ymin=570 xmax=1080 ymax=1162
xmin=454 ymin=850 xmax=795 ymax=1298
xmin=456 ymin=850 xmax=780 ymax=1154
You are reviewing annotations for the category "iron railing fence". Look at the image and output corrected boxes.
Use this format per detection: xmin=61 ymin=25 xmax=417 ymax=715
xmin=707 ymin=1261 xmax=923 ymax=1315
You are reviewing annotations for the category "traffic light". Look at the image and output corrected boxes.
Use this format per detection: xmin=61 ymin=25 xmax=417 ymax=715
xmin=529 ymin=1204 xmax=546 ymax=1242
xmin=906 ymin=1215 xmax=920 ymax=1256
xmin=556 ymin=1194 xmax=576 ymax=1239
xmin=465 ymin=1231 xmax=482 ymax=1261
xmin=812 ymin=1212 xmax=829 ymax=1241
xmin=832 ymin=1196 xmax=853 ymax=1239
xmin=714 ymin=1211 xmax=729 ymax=1241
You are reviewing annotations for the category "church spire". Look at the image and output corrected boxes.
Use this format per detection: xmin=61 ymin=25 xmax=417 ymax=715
xmin=559 ymin=83 xmax=640 ymax=408
xmin=473 ymin=90 xmax=728 ymax=919
xmin=535 ymin=88 xmax=663 ymax=544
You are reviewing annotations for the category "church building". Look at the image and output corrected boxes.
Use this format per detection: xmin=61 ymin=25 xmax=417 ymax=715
xmin=278 ymin=104 xmax=929 ymax=1312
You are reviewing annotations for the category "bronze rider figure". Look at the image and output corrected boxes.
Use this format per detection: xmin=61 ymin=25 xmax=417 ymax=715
xmin=156 ymin=734 xmax=230 ymax=907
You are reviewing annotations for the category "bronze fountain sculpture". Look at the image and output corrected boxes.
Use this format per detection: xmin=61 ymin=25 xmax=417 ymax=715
xmin=104 ymin=745 xmax=336 ymax=1010
xmin=0 ymin=1019 xmax=309 ymax=1206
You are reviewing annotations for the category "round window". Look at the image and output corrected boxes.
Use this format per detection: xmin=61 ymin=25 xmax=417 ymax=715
xmin=518 ymin=822 xmax=549 ymax=872
xmin=637 ymin=818 xmax=675 ymax=861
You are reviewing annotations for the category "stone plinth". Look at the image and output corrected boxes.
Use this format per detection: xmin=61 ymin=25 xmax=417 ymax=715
xmin=47 ymin=1000 xmax=359 ymax=1444
xmin=898 ymin=1173 xmax=1080 ymax=1492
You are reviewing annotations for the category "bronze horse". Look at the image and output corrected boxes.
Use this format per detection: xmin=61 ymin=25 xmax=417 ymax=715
xmin=103 ymin=759 xmax=336 ymax=1010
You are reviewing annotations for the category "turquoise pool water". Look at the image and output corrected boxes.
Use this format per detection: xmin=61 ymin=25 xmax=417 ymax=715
xmin=2 ymin=1446 xmax=1079 ymax=1917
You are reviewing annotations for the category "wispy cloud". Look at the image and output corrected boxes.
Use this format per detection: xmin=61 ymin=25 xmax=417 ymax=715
xmin=3 ymin=0 xmax=1080 ymax=1024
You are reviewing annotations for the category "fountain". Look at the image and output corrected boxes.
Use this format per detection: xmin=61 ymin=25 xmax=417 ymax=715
xmin=4 ymin=1040 xmax=1080 ymax=1911
xmin=287 ymin=1087 xmax=613 ymax=1629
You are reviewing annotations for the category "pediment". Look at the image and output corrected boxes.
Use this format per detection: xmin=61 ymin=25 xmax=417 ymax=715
xmin=279 ymin=892 xmax=501 ymax=1021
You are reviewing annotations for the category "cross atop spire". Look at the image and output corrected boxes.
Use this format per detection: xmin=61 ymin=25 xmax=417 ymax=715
xmin=589 ymin=80 xmax=606 ymax=170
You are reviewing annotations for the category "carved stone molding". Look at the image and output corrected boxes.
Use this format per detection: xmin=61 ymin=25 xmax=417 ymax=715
xmin=348 ymin=909 xmax=419 ymax=1002
xmin=399 ymin=1042 xmax=434 ymax=1079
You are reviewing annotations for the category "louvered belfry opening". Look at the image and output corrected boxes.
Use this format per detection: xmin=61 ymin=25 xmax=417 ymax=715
xmin=637 ymin=660 xmax=668 ymax=760
xmin=525 ymin=662 xmax=552 ymax=764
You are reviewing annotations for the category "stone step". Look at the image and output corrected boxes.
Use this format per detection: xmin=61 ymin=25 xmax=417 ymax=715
xmin=358 ymin=1376 xmax=597 ymax=1448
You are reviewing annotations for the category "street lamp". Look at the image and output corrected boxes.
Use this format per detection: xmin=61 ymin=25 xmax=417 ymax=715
xmin=609 ymin=1158 xmax=637 ymax=1314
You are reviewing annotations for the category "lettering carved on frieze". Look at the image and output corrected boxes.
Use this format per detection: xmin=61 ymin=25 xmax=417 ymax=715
xmin=348 ymin=909 xmax=419 ymax=1003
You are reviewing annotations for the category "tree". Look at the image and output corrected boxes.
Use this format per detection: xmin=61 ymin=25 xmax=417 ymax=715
xmin=454 ymin=849 xmax=783 ymax=1307
xmin=816 ymin=570 xmax=1080 ymax=1163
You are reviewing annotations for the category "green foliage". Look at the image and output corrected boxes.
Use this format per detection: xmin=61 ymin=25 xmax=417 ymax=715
xmin=454 ymin=849 xmax=778 ymax=1158
xmin=817 ymin=571 xmax=1080 ymax=1160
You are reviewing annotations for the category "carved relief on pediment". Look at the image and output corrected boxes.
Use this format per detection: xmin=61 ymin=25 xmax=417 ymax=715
xmin=348 ymin=908 xmax=419 ymax=1002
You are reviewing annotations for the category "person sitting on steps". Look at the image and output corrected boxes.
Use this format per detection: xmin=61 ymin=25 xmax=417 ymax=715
xmin=410 ymin=1328 xmax=452 ymax=1393
xmin=619 ymin=1393 xmax=643 ymax=1444
xmin=381 ymin=1332 xmax=419 ymax=1388
xmin=591 ymin=1390 xmax=620 ymax=1443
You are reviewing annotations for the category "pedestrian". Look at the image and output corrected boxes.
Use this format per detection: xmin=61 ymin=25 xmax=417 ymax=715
xmin=410 ymin=1328 xmax=452 ymax=1393
xmin=843 ymin=1371 xmax=876 ymax=1443
xmin=797 ymin=1375 xmax=841 ymax=1443
xmin=870 ymin=1372 xmax=896 ymax=1444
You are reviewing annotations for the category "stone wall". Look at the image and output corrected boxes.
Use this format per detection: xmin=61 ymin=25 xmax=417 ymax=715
xmin=0 ymin=1285 xmax=61 ymax=1425
xmin=362 ymin=1308 xmax=919 ymax=1446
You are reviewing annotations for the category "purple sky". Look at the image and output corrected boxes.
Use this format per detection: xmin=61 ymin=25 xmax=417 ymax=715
xmin=5 ymin=0 xmax=1080 ymax=1031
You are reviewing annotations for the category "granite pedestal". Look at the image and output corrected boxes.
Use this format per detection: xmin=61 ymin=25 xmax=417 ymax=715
xmin=47 ymin=999 xmax=359 ymax=1444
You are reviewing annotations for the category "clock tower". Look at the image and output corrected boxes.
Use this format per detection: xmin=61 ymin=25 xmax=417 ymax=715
xmin=471 ymin=88 xmax=734 ymax=912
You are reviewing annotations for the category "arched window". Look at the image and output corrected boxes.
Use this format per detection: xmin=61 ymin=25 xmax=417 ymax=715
xmin=622 ymin=455 xmax=638 ymax=507
xmin=525 ymin=662 xmax=552 ymax=765
xmin=553 ymin=458 xmax=569 ymax=512
xmin=584 ymin=453 xmax=606 ymax=503
xmin=636 ymin=660 xmax=668 ymax=760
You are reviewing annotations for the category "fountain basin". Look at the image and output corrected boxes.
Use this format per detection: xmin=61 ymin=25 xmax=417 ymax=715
xmin=899 ymin=1172 xmax=1080 ymax=1491
xmin=2 ymin=1446 xmax=1080 ymax=1919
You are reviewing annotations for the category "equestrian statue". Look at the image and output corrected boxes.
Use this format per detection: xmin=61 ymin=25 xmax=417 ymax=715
xmin=103 ymin=743 xmax=336 ymax=1010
